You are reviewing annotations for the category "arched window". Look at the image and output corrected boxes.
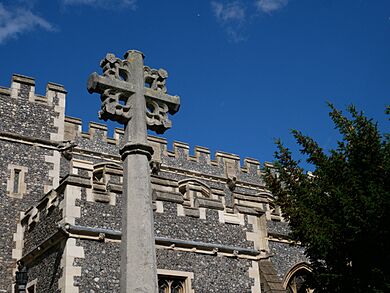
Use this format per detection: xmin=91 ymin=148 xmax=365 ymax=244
xmin=284 ymin=263 xmax=313 ymax=293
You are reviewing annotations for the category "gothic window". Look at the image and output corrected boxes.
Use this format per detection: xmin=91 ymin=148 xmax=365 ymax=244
xmin=284 ymin=263 xmax=314 ymax=293
xmin=157 ymin=270 xmax=194 ymax=293
xmin=13 ymin=169 xmax=21 ymax=193
xmin=158 ymin=277 xmax=185 ymax=293
xmin=7 ymin=164 xmax=28 ymax=198
xmin=26 ymin=279 xmax=37 ymax=293
xmin=27 ymin=284 xmax=36 ymax=293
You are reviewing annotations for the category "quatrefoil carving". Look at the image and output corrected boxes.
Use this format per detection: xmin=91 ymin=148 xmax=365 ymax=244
xmin=145 ymin=99 xmax=171 ymax=134
xmin=100 ymin=53 xmax=131 ymax=81
xmin=99 ymin=89 xmax=133 ymax=124
xmin=144 ymin=66 xmax=168 ymax=93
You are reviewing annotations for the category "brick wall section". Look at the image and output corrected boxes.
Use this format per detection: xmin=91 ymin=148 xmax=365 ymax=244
xmin=74 ymin=240 xmax=120 ymax=292
xmin=155 ymin=202 xmax=253 ymax=248
xmin=76 ymin=187 xmax=122 ymax=231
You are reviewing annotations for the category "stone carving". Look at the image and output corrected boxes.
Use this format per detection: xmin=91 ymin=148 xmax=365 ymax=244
xmin=144 ymin=66 xmax=168 ymax=93
xmin=57 ymin=141 xmax=77 ymax=160
xmin=99 ymin=89 xmax=132 ymax=124
xmin=227 ymin=176 xmax=237 ymax=191
xmin=100 ymin=53 xmax=129 ymax=81
xmin=145 ymin=99 xmax=171 ymax=133
xmin=88 ymin=51 xmax=180 ymax=133
xmin=150 ymin=161 xmax=161 ymax=175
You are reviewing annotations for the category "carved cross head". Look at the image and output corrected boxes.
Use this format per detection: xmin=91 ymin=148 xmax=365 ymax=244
xmin=87 ymin=50 xmax=180 ymax=134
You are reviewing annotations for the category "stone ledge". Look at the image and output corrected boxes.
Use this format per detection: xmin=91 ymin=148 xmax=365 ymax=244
xmin=0 ymin=86 xmax=10 ymax=95
xmin=12 ymin=74 xmax=35 ymax=86
xmin=235 ymin=204 xmax=265 ymax=216
xmin=154 ymin=190 xmax=183 ymax=203
xmin=196 ymin=198 xmax=224 ymax=210
xmin=0 ymin=131 xmax=59 ymax=147
xmin=59 ymin=174 xmax=92 ymax=189
xmin=47 ymin=82 xmax=67 ymax=94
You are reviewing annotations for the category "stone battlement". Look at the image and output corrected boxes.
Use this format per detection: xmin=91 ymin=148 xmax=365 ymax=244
xmin=0 ymin=74 xmax=67 ymax=105
xmin=64 ymin=116 xmax=263 ymax=177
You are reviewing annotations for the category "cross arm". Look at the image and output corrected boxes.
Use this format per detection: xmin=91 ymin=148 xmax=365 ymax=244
xmin=87 ymin=72 xmax=135 ymax=96
xmin=144 ymin=88 xmax=180 ymax=114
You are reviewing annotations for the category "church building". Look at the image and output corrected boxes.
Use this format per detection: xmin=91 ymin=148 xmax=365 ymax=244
xmin=0 ymin=53 xmax=310 ymax=292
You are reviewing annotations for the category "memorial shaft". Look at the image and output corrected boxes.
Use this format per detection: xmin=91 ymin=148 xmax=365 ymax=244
xmin=120 ymin=51 xmax=157 ymax=292
xmin=87 ymin=49 xmax=180 ymax=293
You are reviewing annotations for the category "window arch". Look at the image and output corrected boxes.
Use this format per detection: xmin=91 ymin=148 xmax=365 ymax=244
xmin=178 ymin=179 xmax=211 ymax=208
xmin=283 ymin=262 xmax=314 ymax=293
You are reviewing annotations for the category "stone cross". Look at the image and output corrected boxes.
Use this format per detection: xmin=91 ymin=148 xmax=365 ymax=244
xmin=87 ymin=50 xmax=180 ymax=293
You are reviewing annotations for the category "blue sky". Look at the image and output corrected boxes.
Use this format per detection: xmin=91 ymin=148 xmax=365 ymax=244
xmin=0 ymin=0 xmax=389 ymax=169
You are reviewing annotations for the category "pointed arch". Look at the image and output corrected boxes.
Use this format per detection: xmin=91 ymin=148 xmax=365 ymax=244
xmin=283 ymin=262 xmax=313 ymax=293
xmin=178 ymin=178 xmax=211 ymax=198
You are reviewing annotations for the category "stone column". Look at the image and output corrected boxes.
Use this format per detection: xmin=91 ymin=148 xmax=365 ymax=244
xmin=119 ymin=51 xmax=158 ymax=292
xmin=87 ymin=49 xmax=180 ymax=293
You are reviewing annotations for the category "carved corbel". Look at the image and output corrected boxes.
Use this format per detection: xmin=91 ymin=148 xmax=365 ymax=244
xmin=227 ymin=176 xmax=237 ymax=191
xmin=150 ymin=161 xmax=161 ymax=175
xmin=58 ymin=140 xmax=77 ymax=160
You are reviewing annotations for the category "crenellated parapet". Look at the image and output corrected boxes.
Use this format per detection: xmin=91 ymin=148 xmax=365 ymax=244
xmin=0 ymin=73 xmax=67 ymax=106
xmin=0 ymin=74 xmax=67 ymax=144
xmin=61 ymin=115 xmax=281 ymax=228
xmin=64 ymin=116 xmax=264 ymax=179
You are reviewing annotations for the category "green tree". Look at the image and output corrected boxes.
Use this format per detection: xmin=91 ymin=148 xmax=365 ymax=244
xmin=265 ymin=104 xmax=390 ymax=292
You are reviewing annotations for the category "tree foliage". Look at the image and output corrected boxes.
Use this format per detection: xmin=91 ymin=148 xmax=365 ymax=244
xmin=265 ymin=104 xmax=390 ymax=292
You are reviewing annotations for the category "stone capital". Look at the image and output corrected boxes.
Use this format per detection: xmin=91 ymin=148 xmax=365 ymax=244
xmin=119 ymin=143 xmax=154 ymax=161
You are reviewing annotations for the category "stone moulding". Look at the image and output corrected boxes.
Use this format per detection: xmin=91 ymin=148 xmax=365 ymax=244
xmin=282 ymin=262 xmax=312 ymax=289
xmin=0 ymin=131 xmax=60 ymax=149
xmin=0 ymin=86 xmax=11 ymax=95
xmin=153 ymin=190 xmax=184 ymax=203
